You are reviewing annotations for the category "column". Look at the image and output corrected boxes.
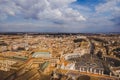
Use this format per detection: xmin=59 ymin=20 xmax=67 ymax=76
xmin=98 ymin=70 xmax=101 ymax=75
xmin=101 ymin=70 xmax=104 ymax=75
xmin=87 ymin=68 xmax=89 ymax=73
xmin=104 ymin=57 xmax=106 ymax=61
xmin=80 ymin=67 xmax=81 ymax=72
xmin=90 ymin=68 xmax=92 ymax=73
xmin=94 ymin=69 xmax=96 ymax=74
xmin=82 ymin=67 xmax=85 ymax=72
xmin=110 ymin=72 xmax=112 ymax=77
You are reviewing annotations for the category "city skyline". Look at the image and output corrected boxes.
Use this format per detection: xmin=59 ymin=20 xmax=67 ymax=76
xmin=0 ymin=0 xmax=120 ymax=32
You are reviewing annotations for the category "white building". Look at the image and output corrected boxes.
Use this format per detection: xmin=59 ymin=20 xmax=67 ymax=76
xmin=64 ymin=53 xmax=83 ymax=60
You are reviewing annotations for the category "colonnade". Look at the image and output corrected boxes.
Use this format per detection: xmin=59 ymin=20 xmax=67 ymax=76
xmin=79 ymin=67 xmax=104 ymax=75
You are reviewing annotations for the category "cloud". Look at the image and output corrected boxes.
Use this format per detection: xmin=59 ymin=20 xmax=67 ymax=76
xmin=111 ymin=16 xmax=120 ymax=31
xmin=95 ymin=0 xmax=120 ymax=15
xmin=0 ymin=0 xmax=120 ymax=32
xmin=0 ymin=22 xmax=71 ymax=32
xmin=93 ymin=0 xmax=120 ymax=32
xmin=0 ymin=0 xmax=19 ymax=20
xmin=0 ymin=0 xmax=86 ymax=22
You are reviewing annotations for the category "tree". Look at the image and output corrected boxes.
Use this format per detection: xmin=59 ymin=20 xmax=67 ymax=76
xmin=77 ymin=75 xmax=90 ymax=80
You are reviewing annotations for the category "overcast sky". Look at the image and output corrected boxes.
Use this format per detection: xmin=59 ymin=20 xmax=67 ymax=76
xmin=0 ymin=0 xmax=120 ymax=33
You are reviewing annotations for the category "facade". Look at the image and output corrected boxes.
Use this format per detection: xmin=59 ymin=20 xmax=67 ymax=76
xmin=61 ymin=62 xmax=75 ymax=70
xmin=0 ymin=60 xmax=16 ymax=71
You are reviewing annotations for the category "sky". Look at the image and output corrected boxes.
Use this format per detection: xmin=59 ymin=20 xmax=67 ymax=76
xmin=0 ymin=0 xmax=120 ymax=33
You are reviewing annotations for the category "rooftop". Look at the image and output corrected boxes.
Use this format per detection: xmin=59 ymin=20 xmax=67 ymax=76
xmin=32 ymin=52 xmax=51 ymax=58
